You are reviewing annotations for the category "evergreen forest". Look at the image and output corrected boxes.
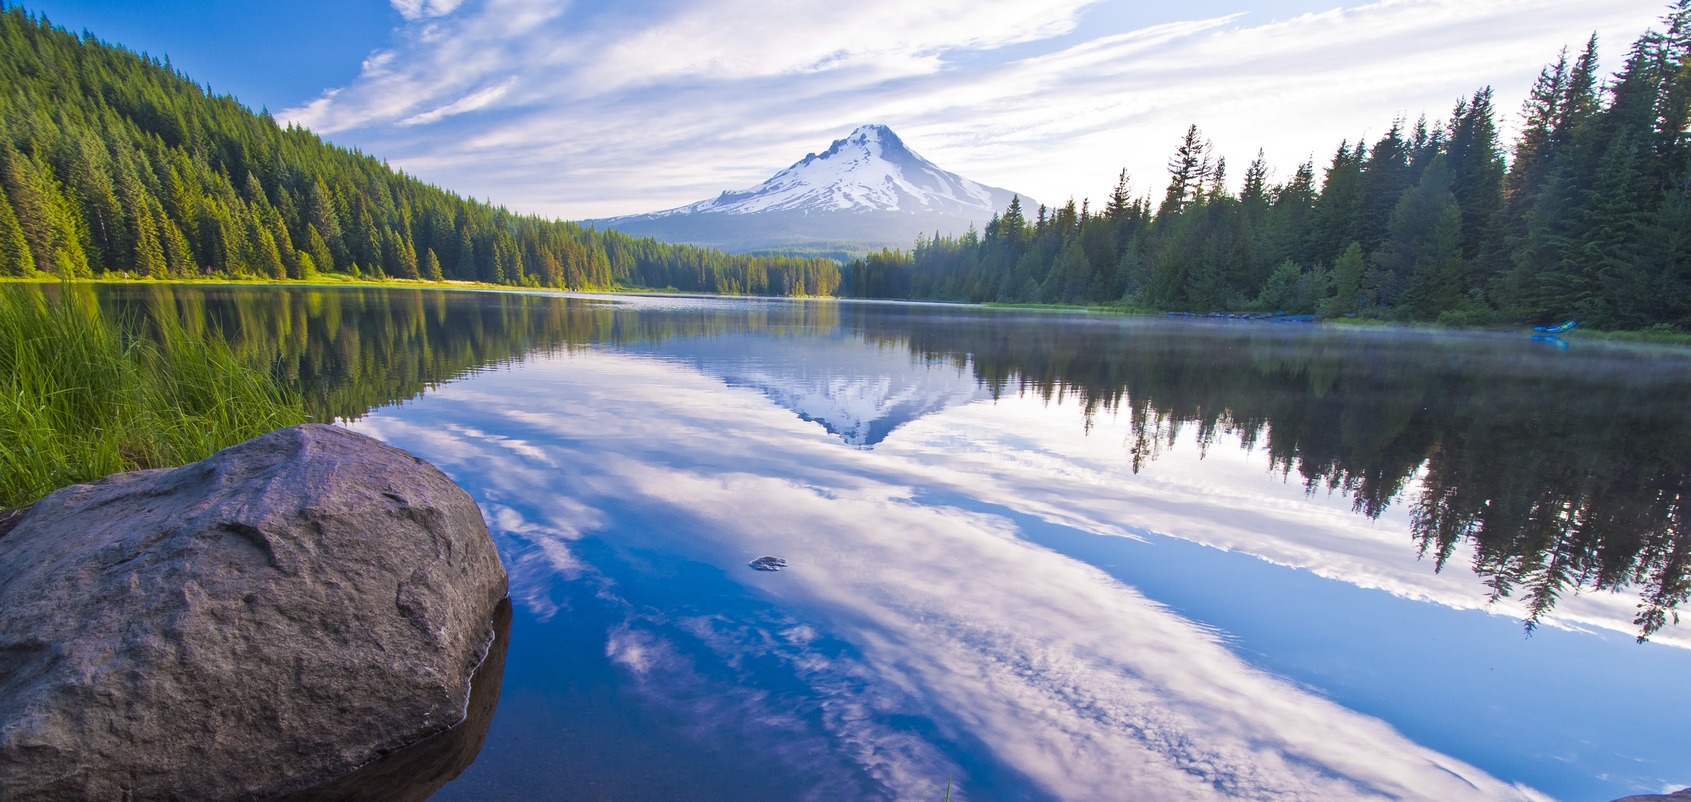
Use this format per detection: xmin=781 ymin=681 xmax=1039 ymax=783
xmin=0 ymin=6 xmax=840 ymax=296
xmin=6 ymin=0 xmax=1691 ymax=332
xmin=843 ymin=5 xmax=1691 ymax=332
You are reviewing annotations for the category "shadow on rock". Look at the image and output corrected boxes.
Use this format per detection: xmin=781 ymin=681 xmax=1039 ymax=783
xmin=270 ymin=596 xmax=512 ymax=802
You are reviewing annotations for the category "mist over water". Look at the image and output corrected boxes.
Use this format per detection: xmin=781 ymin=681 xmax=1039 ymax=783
xmin=95 ymin=285 xmax=1691 ymax=801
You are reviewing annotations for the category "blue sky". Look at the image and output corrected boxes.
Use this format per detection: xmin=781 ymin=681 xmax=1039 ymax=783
xmin=18 ymin=1 xmax=400 ymax=113
xmin=21 ymin=0 xmax=1669 ymax=220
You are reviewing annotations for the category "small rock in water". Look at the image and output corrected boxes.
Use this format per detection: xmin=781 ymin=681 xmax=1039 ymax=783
xmin=749 ymin=556 xmax=788 ymax=571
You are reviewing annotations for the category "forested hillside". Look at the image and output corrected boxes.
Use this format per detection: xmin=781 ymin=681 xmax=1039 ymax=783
xmin=0 ymin=6 xmax=839 ymax=296
xmin=5 ymin=0 xmax=1687 ymax=330
xmin=843 ymin=6 xmax=1691 ymax=331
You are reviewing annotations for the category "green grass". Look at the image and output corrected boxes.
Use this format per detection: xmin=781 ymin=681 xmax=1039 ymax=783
xmin=0 ymin=282 xmax=307 ymax=509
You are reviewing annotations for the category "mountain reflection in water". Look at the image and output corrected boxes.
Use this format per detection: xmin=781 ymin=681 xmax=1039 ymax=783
xmin=93 ymin=284 xmax=1691 ymax=641
xmin=73 ymin=284 xmax=1691 ymax=800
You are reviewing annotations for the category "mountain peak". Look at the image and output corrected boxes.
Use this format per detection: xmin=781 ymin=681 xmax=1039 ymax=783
xmin=845 ymin=123 xmax=897 ymax=143
xmin=660 ymin=124 xmax=1019 ymax=218
xmin=591 ymin=125 xmax=1033 ymax=253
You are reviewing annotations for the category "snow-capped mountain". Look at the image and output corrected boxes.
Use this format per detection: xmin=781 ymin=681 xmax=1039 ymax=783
xmin=658 ymin=125 xmax=1013 ymax=218
xmin=590 ymin=125 xmax=1031 ymax=254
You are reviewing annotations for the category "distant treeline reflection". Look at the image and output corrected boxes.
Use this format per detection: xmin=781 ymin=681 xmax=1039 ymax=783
xmin=868 ymin=307 xmax=1691 ymax=642
xmin=96 ymin=286 xmax=1689 ymax=641
xmin=98 ymin=285 xmax=841 ymax=422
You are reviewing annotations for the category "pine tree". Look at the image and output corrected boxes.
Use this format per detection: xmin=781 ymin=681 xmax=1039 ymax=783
xmin=397 ymin=231 xmax=419 ymax=279
xmin=1506 ymin=50 xmax=1570 ymax=211
xmin=1240 ymin=153 xmax=1269 ymax=224
xmin=1306 ymin=140 xmax=1367 ymax=264
xmin=1107 ymin=170 xmax=1135 ymax=221
xmin=1324 ymin=242 xmax=1366 ymax=317
xmin=1401 ymin=203 xmax=1466 ymax=319
xmin=1161 ymin=125 xmax=1210 ymax=216
xmin=457 ymin=227 xmax=476 ymax=281
xmin=1444 ymin=88 xmax=1505 ymax=259
xmin=1358 ymin=122 xmax=1412 ymax=253
xmin=1557 ymin=35 xmax=1603 ymax=147
xmin=0 ymin=190 xmax=34 ymax=275
xmin=295 ymin=250 xmax=317 ymax=277
xmin=1002 ymin=195 xmax=1027 ymax=234
xmin=1255 ymin=259 xmax=1303 ymax=313
xmin=131 ymin=201 xmax=167 ymax=277
xmin=162 ymin=218 xmax=195 ymax=275
xmin=305 ymin=224 xmax=334 ymax=273
xmin=307 ymin=180 xmax=346 ymax=266
xmin=423 ymin=247 xmax=443 ymax=281
xmin=269 ymin=217 xmax=299 ymax=278
xmin=1 ymin=141 xmax=52 ymax=271
xmin=1371 ymin=155 xmax=1460 ymax=307
xmin=249 ymin=217 xmax=285 ymax=279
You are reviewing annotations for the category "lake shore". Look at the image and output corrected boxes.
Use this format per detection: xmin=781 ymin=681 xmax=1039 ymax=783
xmin=7 ymin=274 xmax=1689 ymax=346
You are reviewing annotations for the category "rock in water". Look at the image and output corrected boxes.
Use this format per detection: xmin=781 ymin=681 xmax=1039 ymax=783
xmin=749 ymin=556 xmax=787 ymax=571
xmin=0 ymin=424 xmax=509 ymax=801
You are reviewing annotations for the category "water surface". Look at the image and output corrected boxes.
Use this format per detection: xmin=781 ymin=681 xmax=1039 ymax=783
xmin=98 ymin=285 xmax=1691 ymax=801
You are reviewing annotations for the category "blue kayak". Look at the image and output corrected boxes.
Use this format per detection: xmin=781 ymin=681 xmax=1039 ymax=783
xmin=1533 ymin=320 xmax=1578 ymax=334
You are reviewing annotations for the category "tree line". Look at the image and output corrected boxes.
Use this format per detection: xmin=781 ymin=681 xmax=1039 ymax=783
xmin=0 ymin=6 xmax=840 ymax=296
xmin=844 ymin=5 xmax=1691 ymax=331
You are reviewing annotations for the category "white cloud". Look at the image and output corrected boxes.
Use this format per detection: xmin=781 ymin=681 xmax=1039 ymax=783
xmin=285 ymin=0 xmax=1663 ymax=221
xmin=391 ymin=0 xmax=466 ymax=21
xmin=399 ymin=77 xmax=518 ymax=125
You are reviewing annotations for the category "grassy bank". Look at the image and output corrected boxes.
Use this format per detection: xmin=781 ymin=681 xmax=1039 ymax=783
xmin=0 ymin=283 xmax=306 ymax=509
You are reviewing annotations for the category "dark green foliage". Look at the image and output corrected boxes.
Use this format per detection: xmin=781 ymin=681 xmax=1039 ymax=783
xmin=839 ymin=247 xmax=913 ymax=298
xmin=0 ymin=282 xmax=307 ymax=507
xmin=863 ymin=9 xmax=1691 ymax=331
xmin=0 ymin=6 xmax=837 ymax=296
xmin=422 ymin=247 xmax=442 ymax=281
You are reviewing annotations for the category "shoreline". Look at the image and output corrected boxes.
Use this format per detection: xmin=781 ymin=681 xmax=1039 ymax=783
xmin=7 ymin=274 xmax=1688 ymax=347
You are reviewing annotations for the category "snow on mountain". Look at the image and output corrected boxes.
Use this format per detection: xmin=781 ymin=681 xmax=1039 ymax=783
xmin=657 ymin=124 xmax=1009 ymax=218
xmin=590 ymin=125 xmax=1031 ymax=253
xmin=631 ymin=333 xmax=990 ymax=448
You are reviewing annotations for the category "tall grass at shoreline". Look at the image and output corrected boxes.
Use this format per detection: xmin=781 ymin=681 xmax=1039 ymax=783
xmin=0 ymin=284 xmax=306 ymax=509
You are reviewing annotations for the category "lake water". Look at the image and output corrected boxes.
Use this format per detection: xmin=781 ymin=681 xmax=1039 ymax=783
xmin=97 ymin=285 xmax=1691 ymax=801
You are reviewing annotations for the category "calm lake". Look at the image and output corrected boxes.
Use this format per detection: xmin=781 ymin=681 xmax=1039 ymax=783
xmin=98 ymin=284 xmax=1691 ymax=802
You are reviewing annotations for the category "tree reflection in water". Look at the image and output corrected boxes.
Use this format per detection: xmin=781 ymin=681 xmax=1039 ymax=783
xmin=90 ymin=285 xmax=1691 ymax=640
xmin=883 ymin=308 xmax=1691 ymax=641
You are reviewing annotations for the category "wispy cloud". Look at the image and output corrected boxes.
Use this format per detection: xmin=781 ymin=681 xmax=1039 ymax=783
xmin=400 ymin=77 xmax=518 ymax=125
xmin=390 ymin=0 xmax=466 ymax=21
xmin=286 ymin=0 xmax=1661 ymax=220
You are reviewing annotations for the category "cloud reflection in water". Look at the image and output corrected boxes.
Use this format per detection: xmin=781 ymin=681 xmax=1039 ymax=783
xmin=353 ymin=347 xmax=1557 ymax=801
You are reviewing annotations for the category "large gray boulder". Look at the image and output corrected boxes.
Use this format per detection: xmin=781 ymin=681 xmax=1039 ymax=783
xmin=0 ymin=424 xmax=509 ymax=801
